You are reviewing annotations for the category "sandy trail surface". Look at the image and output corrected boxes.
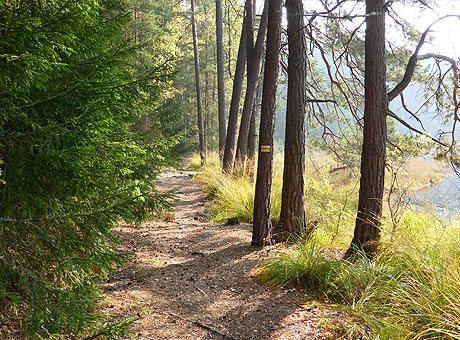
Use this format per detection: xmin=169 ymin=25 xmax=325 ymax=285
xmin=101 ymin=169 xmax=340 ymax=340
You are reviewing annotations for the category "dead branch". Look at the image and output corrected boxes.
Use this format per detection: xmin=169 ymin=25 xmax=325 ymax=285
xmin=153 ymin=310 xmax=242 ymax=340
xmin=400 ymin=92 xmax=426 ymax=131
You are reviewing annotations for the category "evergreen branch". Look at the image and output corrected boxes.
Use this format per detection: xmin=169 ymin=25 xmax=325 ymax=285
xmin=0 ymin=192 xmax=168 ymax=224
xmin=17 ymin=79 xmax=87 ymax=109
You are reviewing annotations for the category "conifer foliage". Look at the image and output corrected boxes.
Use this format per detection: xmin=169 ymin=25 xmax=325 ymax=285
xmin=0 ymin=0 xmax=172 ymax=337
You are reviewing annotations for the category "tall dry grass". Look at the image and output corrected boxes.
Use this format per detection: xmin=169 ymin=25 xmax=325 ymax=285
xmin=258 ymin=214 xmax=460 ymax=339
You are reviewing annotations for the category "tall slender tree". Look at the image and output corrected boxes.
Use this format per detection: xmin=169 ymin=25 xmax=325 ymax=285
xmin=248 ymin=85 xmax=261 ymax=161
xmin=216 ymin=0 xmax=227 ymax=155
xmin=280 ymin=0 xmax=307 ymax=232
xmin=252 ymin=0 xmax=283 ymax=247
xmin=191 ymin=0 xmax=207 ymax=164
xmin=345 ymin=0 xmax=387 ymax=257
xmin=222 ymin=7 xmax=249 ymax=171
xmin=235 ymin=0 xmax=268 ymax=165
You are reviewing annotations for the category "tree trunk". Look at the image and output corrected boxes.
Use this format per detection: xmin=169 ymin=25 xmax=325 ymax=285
xmin=222 ymin=8 xmax=249 ymax=171
xmin=216 ymin=0 xmax=227 ymax=155
xmin=345 ymin=0 xmax=387 ymax=258
xmin=191 ymin=0 xmax=206 ymax=164
xmin=246 ymin=85 xmax=260 ymax=181
xmin=203 ymin=2 xmax=210 ymax=151
xmin=248 ymin=85 xmax=261 ymax=161
xmin=226 ymin=0 xmax=233 ymax=78
xmin=235 ymin=0 xmax=268 ymax=165
xmin=252 ymin=0 xmax=282 ymax=247
xmin=204 ymin=32 xmax=209 ymax=153
xmin=280 ymin=0 xmax=307 ymax=233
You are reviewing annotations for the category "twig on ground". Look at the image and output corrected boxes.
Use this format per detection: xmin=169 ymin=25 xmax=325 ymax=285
xmin=186 ymin=281 xmax=207 ymax=295
xmin=153 ymin=310 xmax=242 ymax=340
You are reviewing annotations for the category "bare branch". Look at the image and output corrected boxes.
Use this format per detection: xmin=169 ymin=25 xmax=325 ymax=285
xmin=388 ymin=110 xmax=448 ymax=147
xmin=306 ymin=98 xmax=336 ymax=103
xmin=418 ymin=53 xmax=459 ymax=76
xmin=387 ymin=15 xmax=460 ymax=102
xmin=400 ymin=92 xmax=425 ymax=131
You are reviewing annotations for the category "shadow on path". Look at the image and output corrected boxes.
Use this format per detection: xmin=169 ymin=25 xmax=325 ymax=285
xmin=100 ymin=169 xmax=334 ymax=340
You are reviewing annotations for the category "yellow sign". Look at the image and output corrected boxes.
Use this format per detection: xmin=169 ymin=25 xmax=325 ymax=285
xmin=260 ymin=145 xmax=271 ymax=153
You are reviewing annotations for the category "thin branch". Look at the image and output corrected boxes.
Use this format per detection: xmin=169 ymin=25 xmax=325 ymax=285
xmin=418 ymin=53 xmax=459 ymax=77
xmin=387 ymin=15 xmax=460 ymax=102
xmin=388 ymin=110 xmax=447 ymax=147
xmin=306 ymin=98 xmax=336 ymax=103
xmin=400 ymin=92 xmax=425 ymax=131
xmin=335 ymin=18 xmax=366 ymax=62
xmin=153 ymin=310 xmax=241 ymax=340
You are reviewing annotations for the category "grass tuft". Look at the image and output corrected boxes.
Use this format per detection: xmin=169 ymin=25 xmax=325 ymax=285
xmin=258 ymin=225 xmax=460 ymax=339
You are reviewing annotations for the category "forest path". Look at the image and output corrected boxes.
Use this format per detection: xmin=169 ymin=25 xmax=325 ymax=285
xmin=101 ymin=169 xmax=338 ymax=340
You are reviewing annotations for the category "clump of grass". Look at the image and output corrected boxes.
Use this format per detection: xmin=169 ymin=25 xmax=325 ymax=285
xmin=256 ymin=233 xmax=336 ymax=290
xmin=187 ymin=153 xmax=202 ymax=170
xmin=258 ymin=217 xmax=460 ymax=339
xmin=194 ymin=152 xmax=286 ymax=223
xmin=154 ymin=208 xmax=175 ymax=222
xmin=194 ymin=153 xmax=254 ymax=222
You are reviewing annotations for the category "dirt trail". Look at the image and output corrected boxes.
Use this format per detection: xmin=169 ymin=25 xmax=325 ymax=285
xmin=101 ymin=169 xmax=338 ymax=340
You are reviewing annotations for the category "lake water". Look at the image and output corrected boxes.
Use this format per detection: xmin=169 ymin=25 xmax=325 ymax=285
xmin=411 ymin=170 xmax=460 ymax=216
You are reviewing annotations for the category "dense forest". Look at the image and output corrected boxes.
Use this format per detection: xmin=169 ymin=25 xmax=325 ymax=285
xmin=1 ymin=0 xmax=460 ymax=339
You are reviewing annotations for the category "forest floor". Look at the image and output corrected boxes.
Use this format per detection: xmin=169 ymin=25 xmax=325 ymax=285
xmin=100 ymin=168 xmax=345 ymax=340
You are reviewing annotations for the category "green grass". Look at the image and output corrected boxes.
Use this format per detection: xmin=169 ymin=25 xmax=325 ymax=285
xmin=187 ymin=153 xmax=203 ymax=170
xmin=194 ymin=152 xmax=285 ymax=223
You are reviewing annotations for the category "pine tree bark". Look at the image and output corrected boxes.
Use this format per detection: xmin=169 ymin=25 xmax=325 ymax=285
xmin=204 ymin=11 xmax=210 ymax=153
xmin=345 ymin=0 xmax=387 ymax=258
xmin=216 ymin=0 xmax=227 ymax=155
xmin=235 ymin=0 xmax=268 ymax=165
xmin=248 ymin=85 xmax=261 ymax=161
xmin=252 ymin=0 xmax=282 ymax=247
xmin=280 ymin=0 xmax=307 ymax=232
xmin=222 ymin=8 xmax=249 ymax=171
xmin=191 ymin=0 xmax=206 ymax=164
